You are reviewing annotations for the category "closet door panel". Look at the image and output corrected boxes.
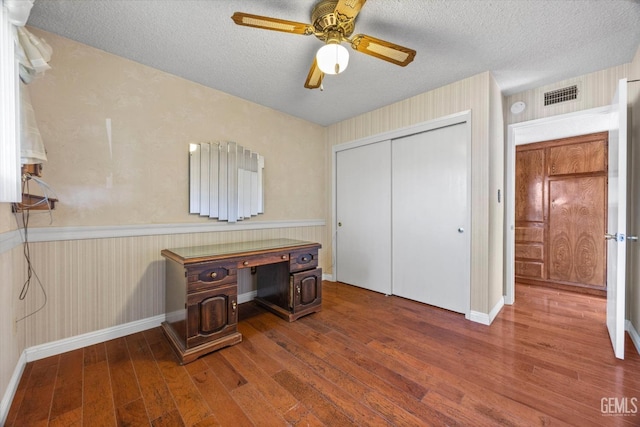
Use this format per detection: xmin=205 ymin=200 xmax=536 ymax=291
xmin=392 ymin=123 xmax=470 ymax=314
xmin=335 ymin=141 xmax=392 ymax=294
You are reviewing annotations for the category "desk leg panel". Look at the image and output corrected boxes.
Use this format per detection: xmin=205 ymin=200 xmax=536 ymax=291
xmin=161 ymin=322 xmax=242 ymax=365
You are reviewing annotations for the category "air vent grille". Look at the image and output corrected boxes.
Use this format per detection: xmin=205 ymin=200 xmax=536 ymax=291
xmin=544 ymin=85 xmax=578 ymax=106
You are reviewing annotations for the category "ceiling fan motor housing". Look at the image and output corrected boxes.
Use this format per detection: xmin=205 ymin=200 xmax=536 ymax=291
xmin=312 ymin=0 xmax=355 ymax=41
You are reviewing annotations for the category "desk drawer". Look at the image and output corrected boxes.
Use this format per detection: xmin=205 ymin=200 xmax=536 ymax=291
xmin=187 ymin=262 xmax=237 ymax=293
xmin=289 ymin=248 xmax=319 ymax=272
xmin=237 ymin=252 xmax=289 ymax=269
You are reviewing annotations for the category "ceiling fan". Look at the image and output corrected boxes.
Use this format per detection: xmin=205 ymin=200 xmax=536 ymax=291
xmin=231 ymin=0 xmax=417 ymax=89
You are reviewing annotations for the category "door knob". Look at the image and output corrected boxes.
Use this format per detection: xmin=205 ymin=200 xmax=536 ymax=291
xmin=605 ymin=233 xmax=626 ymax=242
xmin=458 ymin=227 xmax=464 ymax=233
xmin=628 ymin=236 xmax=638 ymax=242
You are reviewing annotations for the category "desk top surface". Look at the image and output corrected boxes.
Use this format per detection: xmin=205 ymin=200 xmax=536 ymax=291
xmin=162 ymin=238 xmax=319 ymax=263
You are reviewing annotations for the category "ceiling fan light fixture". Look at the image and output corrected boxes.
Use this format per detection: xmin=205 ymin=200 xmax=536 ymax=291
xmin=316 ymin=42 xmax=349 ymax=75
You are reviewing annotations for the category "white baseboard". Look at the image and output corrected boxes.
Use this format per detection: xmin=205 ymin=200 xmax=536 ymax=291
xmin=467 ymin=296 xmax=505 ymax=325
xmin=25 ymin=314 xmax=166 ymax=362
xmin=0 ymin=351 xmax=26 ymax=427
xmin=238 ymin=290 xmax=257 ymax=304
xmin=19 ymin=288 xmax=264 ymax=364
xmin=14 ymin=288 xmax=261 ymax=364
xmin=322 ymin=273 xmax=334 ymax=281
xmin=626 ymin=320 xmax=640 ymax=355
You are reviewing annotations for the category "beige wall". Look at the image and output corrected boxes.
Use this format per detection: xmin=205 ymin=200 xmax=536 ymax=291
xmin=326 ymin=71 xmax=504 ymax=315
xmin=0 ymin=204 xmax=14 ymax=233
xmin=488 ymin=74 xmax=505 ymax=308
xmin=26 ymin=29 xmax=326 ymax=227
xmin=505 ymin=64 xmax=629 ymax=125
xmin=0 ymin=30 xmax=327 ymax=364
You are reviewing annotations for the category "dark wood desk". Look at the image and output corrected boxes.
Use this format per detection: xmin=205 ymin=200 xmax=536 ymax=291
xmin=161 ymin=238 xmax=322 ymax=364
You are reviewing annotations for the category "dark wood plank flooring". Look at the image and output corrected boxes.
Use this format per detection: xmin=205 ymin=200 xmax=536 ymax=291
xmin=6 ymin=281 xmax=640 ymax=426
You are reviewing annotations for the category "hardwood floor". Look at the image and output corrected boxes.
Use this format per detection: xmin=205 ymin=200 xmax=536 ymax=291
xmin=6 ymin=281 xmax=640 ymax=426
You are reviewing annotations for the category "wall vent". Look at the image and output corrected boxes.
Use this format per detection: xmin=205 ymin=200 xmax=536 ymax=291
xmin=543 ymin=85 xmax=578 ymax=106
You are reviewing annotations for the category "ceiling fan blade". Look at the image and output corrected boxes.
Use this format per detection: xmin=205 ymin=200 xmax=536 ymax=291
xmin=351 ymin=34 xmax=416 ymax=67
xmin=334 ymin=0 xmax=367 ymax=22
xmin=231 ymin=12 xmax=313 ymax=35
xmin=304 ymin=59 xmax=324 ymax=89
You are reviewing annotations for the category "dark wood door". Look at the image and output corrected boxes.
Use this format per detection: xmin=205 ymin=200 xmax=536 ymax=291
xmin=186 ymin=284 xmax=238 ymax=348
xmin=515 ymin=132 xmax=607 ymax=293
xmin=548 ymin=176 xmax=606 ymax=286
xmin=291 ymin=268 xmax=322 ymax=313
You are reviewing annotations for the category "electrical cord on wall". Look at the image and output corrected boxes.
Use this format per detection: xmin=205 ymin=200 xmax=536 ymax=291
xmin=12 ymin=173 xmax=57 ymax=322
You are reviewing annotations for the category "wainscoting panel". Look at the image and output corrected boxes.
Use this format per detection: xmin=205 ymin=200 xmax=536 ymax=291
xmin=0 ymin=245 xmax=26 ymax=424
xmin=19 ymin=225 xmax=325 ymax=348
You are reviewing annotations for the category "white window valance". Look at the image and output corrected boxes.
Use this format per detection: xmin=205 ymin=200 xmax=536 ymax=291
xmin=5 ymin=0 xmax=51 ymax=83
xmin=5 ymin=0 xmax=52 ymax=165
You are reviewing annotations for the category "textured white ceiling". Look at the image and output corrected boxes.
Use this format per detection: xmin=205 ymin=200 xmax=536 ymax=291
xmin=27 ymin=0 xmax=640 ymax=126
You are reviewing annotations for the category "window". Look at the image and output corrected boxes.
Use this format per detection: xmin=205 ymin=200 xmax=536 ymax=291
xmin=0 ymin=3 xmax=20 ymax=202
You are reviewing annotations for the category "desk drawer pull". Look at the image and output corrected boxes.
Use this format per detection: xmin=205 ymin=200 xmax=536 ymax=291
xmin=281 ymin=255 xmax=288 ymax=260
xmin=243 ymin=261 xmax=249 ymax=266
xmin=197 ymin=267 xmax=230 ymax=283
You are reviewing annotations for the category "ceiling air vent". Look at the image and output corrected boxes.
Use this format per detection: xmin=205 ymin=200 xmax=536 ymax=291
xmin=544 ymin=85 xmax=578 ymax=106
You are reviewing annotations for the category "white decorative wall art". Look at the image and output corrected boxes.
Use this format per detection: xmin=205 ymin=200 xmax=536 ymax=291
xmin=189 ymin=142 xmax=264 ymax=222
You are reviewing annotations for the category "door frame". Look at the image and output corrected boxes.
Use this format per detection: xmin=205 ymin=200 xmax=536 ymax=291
xmin=332 ymin=111 xmax=471 ymax=312
xmin=505 ymin=106 xmax=612 ymax=304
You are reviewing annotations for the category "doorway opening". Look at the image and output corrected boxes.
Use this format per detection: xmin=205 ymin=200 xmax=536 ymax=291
xmin=514 ymin=132 xmax=608 ymax=296
xmin=505 ymin=106 xmax=612 ymax=305
xmin=509 ymin=79 xmax=629 ymax=359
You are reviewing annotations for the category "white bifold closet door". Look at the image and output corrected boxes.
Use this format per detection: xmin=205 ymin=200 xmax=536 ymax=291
xmin=335 ymin=140 xmax=392 ymax=294
xmin=392 ymin=123 xmax=470 ymax=314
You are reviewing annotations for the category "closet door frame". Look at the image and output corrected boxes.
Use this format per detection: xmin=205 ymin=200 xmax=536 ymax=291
xmin=332 ymin=111 xmax=472 ymax=311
